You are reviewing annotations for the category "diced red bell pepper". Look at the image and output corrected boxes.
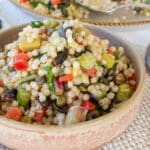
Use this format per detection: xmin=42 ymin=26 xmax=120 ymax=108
xmin=81 ymin=100 xmax=95 ymax=111
xmin=13 ymin=53 xmax=29 ymax=70
xmin=107 ymin=48 xmax=114 ymax=55
xmin=14 ymin=53 xmax=29 ymax=62
xmin=127 ymin=73 xmax=136 ymax=81
xmin=127 ymin=73 xmax=136 ymax=91
xmin=72 ymin=96 xmax=78 ymax=101
xmin=13 ymin=59 xmax=28 ymax=70
xmin=84 ymin=67 xmax=97 ymax=77
xmin=59 ymin=74 xmax=73 ymax=82
xmin=0 ymin=81 xmax=4 ymax=87
xmin=51 ymin=0 xmax=61 ymax=6
xmin=19 ymin=0 xmax=28 ymax=3
xmin=130 ymin=84 xmax=136 ymax=91
xmin=33 ymin=108 xmax=46 ymax=122
xmin=6 ymin=107 xmax=22 ymax=121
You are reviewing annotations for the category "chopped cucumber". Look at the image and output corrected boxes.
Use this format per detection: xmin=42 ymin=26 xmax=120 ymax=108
xmin=15 ymin=75 xmax=36 ymax=87
xmin=120 ymin=56 xmax=130 ymax=65
xmin=66 ymin=7 xmax=73 ymax=17
xmin=21 ymin=115 xmax=32 ymax=123
xmin=30 ymin=2 xmax=40 ymax=8
xmin=117 ymin=83 xmax=132 ymax=102
xmin=45 ymin=20 xmax=58 ymax=29
xmin=17 ymin=88 xmax=31 ymax=108
xmin=114 ymin=49 xmax=123 ymax=59
xmin=77 ymin=52 xmax=96 ymax=69
xmin=98 ymin=90 xmax=107 ymax=99
xmin=56 ymin=96 xmax=66 ymax=107
xmin=102 ymin=53 xmax=115 ymax=69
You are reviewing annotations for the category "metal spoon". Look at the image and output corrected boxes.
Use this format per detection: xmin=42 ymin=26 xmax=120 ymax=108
xmin=145 ymin=44 xmax=150 ymax=72
xmin=76 ymin=0 xmax=150 ymax=13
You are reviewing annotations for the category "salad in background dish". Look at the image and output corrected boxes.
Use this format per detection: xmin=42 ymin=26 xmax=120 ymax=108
xmin=18 ymin=0 xmax=150 ymax=20
xmin=79 ymin=0 xmax=150 ymax=11
xmin=18 ymin=0 xmax=89 ymax=19
xmin=0 ymin=20 xmax=136 ymax=126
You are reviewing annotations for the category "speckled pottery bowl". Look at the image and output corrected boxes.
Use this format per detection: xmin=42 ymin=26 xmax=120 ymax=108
xmin=0 ymin=24 xmax=145 ymax=150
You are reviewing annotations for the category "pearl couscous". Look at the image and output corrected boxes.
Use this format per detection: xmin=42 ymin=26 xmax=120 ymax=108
xmin=18 ymin=0 xmax=150 ymax=19
xmin=0 ymin=20 xmax=136 ymax=125
xmin=19 ymin=0 xmax=89 ymax=19
xmin=80 ymin=0 xmax=149 ymax=12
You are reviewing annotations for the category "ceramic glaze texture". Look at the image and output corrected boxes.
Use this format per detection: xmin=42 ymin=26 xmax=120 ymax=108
xmin=0 ymin=99 xmax=142 ymax=150
xmin=0 ymin=25 xmax=145 ymax=150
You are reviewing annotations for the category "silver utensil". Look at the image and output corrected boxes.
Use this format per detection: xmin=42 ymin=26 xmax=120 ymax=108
xmin=145 ymin=44 xmax=150 ymax=72
xmin=76 ymin=0 xmax=150 ymax=13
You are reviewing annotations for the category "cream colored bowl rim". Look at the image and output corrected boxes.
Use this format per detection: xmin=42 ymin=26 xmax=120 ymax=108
xmin=0 ymin=25 xmax=146 ymax=134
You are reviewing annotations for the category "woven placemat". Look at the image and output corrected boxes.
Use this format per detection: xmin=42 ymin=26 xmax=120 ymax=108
xmin=100 ymin=74 xmax=150 ymax=150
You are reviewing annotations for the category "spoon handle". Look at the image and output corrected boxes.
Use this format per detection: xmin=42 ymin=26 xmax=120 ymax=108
xmin=76 ymin=0 xmax=150 ymax=14
xmin=105 ymin=3 xmax=150 ymax=13
xmin=116 ymin=3 xmax=150 ymax=10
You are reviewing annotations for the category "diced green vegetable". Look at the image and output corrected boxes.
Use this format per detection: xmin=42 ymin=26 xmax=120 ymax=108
xmin=43 ymin=66 xmax=51 ymax=71
xmin=44 ymin=66 xmax=55 ymax=92
xmin=114 ymin=49 xmax=123 ymax=59
xmin=45 ymin=21 xmax=58 ymax=29
xmin=66 ymin=7 xmax=73 ymax=17
xmin=77 ymin=52 xmax=96 ymax=69
xmin=56 ymin=96 xmax=66 ymax=107
xmin=86 ymin=110 xmax=100 ymax=121
xmin=97 ymin=61 xmax=102 ymax=66
xmin=17 ymin=88 xmax=31 ymax=108
xmin=30 ymin=1 xmax=40 ymax=8
xmin=117 ymin=83 xmax=132 ymax=101
xmin=31 ymin=21 xmax=43 ymax=28
xmin=102 ymin=53 xmax=115 ymax=69
xmin=57 ymin=2 xmax=71 ymax=17
xmin=79 ymin=86 xmax=87 ymax=92
xmin=60 ymin=7 xmax=68 ymax=17
xmin=100 ymin=77 xmax=109 ymax=85
xmin=15 ymin=75 xmax=37 ymax=87
xmin=120 ymin=56 xmax=130 ymax=65
xmin=98 ymin=90 xmax=107 ymax=99
xmin=21 ymin=115 xmax=32 ymax=123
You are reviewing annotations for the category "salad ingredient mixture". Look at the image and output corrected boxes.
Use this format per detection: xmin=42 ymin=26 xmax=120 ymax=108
xmin=18 ymin=0 xmax=150 ymax=19
xmin=19 ymin=0 xmax=89 ymax=19
xmin=0 ymin=20 xmax=136 ymax=126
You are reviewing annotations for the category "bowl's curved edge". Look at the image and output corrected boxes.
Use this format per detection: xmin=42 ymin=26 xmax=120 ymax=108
xmin=0 ymin=24 xmax=146 ymax=150
xmin=9 ymin=0 xmax=150 ymax=26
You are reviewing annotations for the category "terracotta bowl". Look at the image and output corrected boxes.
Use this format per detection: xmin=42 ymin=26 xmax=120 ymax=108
xmin=0 ymin=24 xmax=145 ymax=150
